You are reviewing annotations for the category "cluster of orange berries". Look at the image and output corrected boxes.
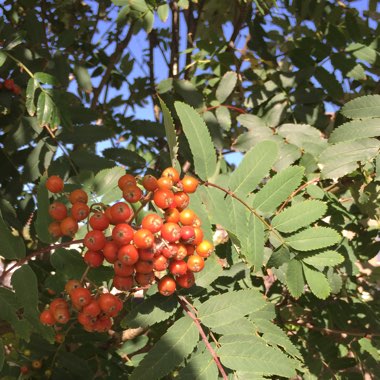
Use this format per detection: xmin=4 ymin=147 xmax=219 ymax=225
xmin=40 ymin=280 xmax=122 ymax=332
xmin=43 ymin=167 xmax=214 ymax=331
xmin=0 ymin=78 xmax=21 ymax=95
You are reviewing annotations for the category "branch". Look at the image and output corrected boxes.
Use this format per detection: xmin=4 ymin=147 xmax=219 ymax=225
xmin=149 ymin=30 xmax=160 ymax=121
xmin=287 ymin=320 xmax=380 ymax=339
xmin=0 ymin=239 xmax=84 ymax=282
xmin=178 ymin=296 xmax=228 ymax=380
xmin=169 ymin=0 xmax=180 ymax=78
xmin=201 ymin=181 xmax=285 ymax=244
xmin=204 ymin=105 xmax=246 ymax=114
xmin=91 ymin=24 xmax=135 ymax=109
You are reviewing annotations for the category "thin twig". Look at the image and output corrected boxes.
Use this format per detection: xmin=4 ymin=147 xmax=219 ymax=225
xmin=0 ymin=239 xmax=84 ymax=282
xmin=178 ymin=296 xmax=228 ymax=380
xmin=204 ymin=105 xmax=246 ymax=114
xmin=169 ymin=0 xmax=180 ymax=78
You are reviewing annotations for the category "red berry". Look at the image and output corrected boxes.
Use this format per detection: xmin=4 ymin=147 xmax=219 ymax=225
xmin=53 ymin=306 xmax=70 ymax=324
xmin=84 ymin=250 xmax=104 ymax=267
xmin=98 ymin=293 xmax=122 ymax=317
xmin=135 ymin=260 xmax=154 ymax=274
xmin=135 ymin=272 xmax=154 ymax=286
xmin=162 ymin=243 xmax=178 ymax=259
xmin=82 ymin=300 xmax=101 ymax=318
xmin=70 ymin=287 xmax=92 ymax=308
xmin=112 ymin=223 xmax=134 ymax=245
xmin=4 ymin=78 xmax=14 ymax=90
xmin=165 ymin=208 xmax=180 ymax=223
xmin=153 ymin=254 xmax=168 ymax=271
xmin=71 ymin=202 xmax=90 ymax=221
xmin=180 ymin=226 xmax=195 ymax=242
xmin=181 ymin=176 xmax=199 ymax=193
xmin=60 ymin=217 xmax=79 ymax=237
xmin=157 ymin=176 xmax=173 ymax=190
xmin=153 ymin=189 xmax=175 ymax=209
xmin=174 ymin=191 xmax=190 ymax=210
xmin=134 ymin=228 xmax=154 ymax=249
xmin=65 ymin=280 xmax=81 ymax=294
xmin=103 ymin=241 xmax=119 ymax=263
xmin=174 ymin=243 xmax=188 ymax=260
xmin=69 ymin=189 xmax=88 ymax=204
xmin=142 ymin=174 xmax=158 ymax=191
xmin=48 ymin=221 xmax=62 ymax=238
xmin=49 ymin=202 xmax=67 ymax=221
xmin=176 ymin=271 xmax=195 ymax=288
xmin=158 ymin=276 xmax=176 ymax=296
xmin=13 ymin=84 xmax=21 ymax=95
xmin=179 ymin=209 xmax=196 ymax=226
xmin=46 ymin=175 xmax=64 ymax=193
xmin=39 ymin=309 xmax=55 ymax=326
xmin=89 ymin=211 xmax=110 ymax=231
xmin=196 ymin=240 xmax=214 ymax=258
xmin=193 ymin=227 xmax=204 ymax=245
xmin=113 ymin=260 xmax=135 ymax=277
xmin=118 ymin=244 xmax=139 ymax=265
xmin=169 ymin=259 xmax=188 ymax=276
xmin=162 ymin=167 xmax=180 ymax=184
xmin=123 ymin=185 xmax=143 ymax=203
xmin=187 ymin=255 xmax=205 ymax=272
xmin=84 ymin=230 xmax=106 ymax=251
xmin=138 ymin=248 xmax=154 ymax=261
xmin=118 ymin=174 xmax=136 ymax=190
xmin=161 ymin=222 xmax=181 ymax=243
xmin=110 ymin=202 xmax=132 ymax=223
xmin=113 ymin=275 xmax=133 ymax=291
xmin=141 ymin=214 xmax=163 ymax=233
xmin=20 ymin=365 xmax=29 ymax=374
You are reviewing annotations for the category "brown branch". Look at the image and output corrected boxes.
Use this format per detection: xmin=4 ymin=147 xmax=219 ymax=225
xmin=178 ymin=296 xmax=228 ymax=380
xmin=204 ymin=105 xmax=246 ymax=114
xmin=202 ymin=181 xmax=285 ymax=244
xmin=227 ymin=1 xmax=249 ymax=50
xmin=184 ymin=0 xmax=206 ymax=79
xmin=0 ymin=239 xmax=84 ymax=282
xmin=149 ymin=30 xmax=160 ymax=121
xmin=277 ymin=177 xmax=320 ymax=213
xmin=169 ymin=0 xmax=180 ymax=78
xmin=288 ymin=320 xmax=380 ymax=339
xmin=91 ymin=24 xmax=135 ymax=109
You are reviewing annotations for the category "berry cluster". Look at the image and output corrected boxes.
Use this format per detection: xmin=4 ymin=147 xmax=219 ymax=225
xmin=43 ymin=167 xmax=213 ymax=331
xmin=40 ymin=280 xmax=122 ymax=332
xmin=0 ymin=78 xmax=21 ymax=95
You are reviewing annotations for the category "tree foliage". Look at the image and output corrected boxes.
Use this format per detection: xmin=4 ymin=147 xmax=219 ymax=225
xmin=0 ymin=0 xmax=380 ymax=379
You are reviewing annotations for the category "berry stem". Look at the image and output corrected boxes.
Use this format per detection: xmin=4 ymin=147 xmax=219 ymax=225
xmin=178 ymin=296 xmax=228 ymax=380
xmin=0 ymin=239 xmax=84 ymax=282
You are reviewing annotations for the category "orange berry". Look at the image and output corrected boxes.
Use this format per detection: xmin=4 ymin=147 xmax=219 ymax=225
xmin=46 ymin=175 xmax=64 ymax=193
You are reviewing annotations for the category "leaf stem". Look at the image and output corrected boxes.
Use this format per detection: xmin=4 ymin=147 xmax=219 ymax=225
xmin=178 ymin=295 xmax=228 ymax=380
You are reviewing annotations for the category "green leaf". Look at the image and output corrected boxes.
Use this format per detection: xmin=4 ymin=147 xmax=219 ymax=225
xmin=34 ymin=72 xmax=58 ymax=85
xmin=102 ymin=148 xmax=146 ymax=168
xmin=117 ymin=336 xmax=149 ymax=356
xmin=159 ymin=97 xmax=179 ymax=168
xmin=130 ymin=316 xmax=199 ymax=380
xmin=175 ymin=102 xmax=217 ymax=180
xmin=237 ymin=114 xmax=267 ymax=130
xmin=272 ymin=200 xmax=327 ymax=233
xmin=122 ymin=294 xmax=179 ymax=328
xmin=252 ymin=166 xmax=304 ymax=213
xmin=228 ymin=140 xmax=278 ymax=198
xmin=215 ymin=106 xmax=231 ymax=131
xmin=303 ymin=264 xmax=331 ymax=299
xmin=71 ymin=151 xmax=114 ymax=172
xmin=58 ymin=125 xmax=113 ymax=144
xmin=329 ymin=119 xmax=380 ymax=143
xmin=92 ymin=166 xmax=125 ymax=197
xmin=319 ymin=138 xmax=380 ymax=179
xmin=157 ymin=3 xmax=169 ymax=22
xmin=286 ymin=259 xmax=305 ymax=298
xmin=286 ymin=227 xmax=340 ymax=251
xmin=218 ymin=335 xmax=297 ymax=378
xmin=358 ymin=338 xmax=380 ymax=361
xmin=37 ymin=92 xmax=54 ymax=126
xmin=241 ymin=213 xmax=265 ymax=271
xmin=35 ymin=176 xmax=54 ymax=243
xmin=11 ymin=265 xmax=38 ymax=313
xmin=198 ymin=289 xmax=266 ymax=328
xmin=302 ymin=250 xmax=345 ymax=267
xmin=346 ymin=43 xmax=377 ymax=65
xmin=74 ymin=64 xmax=93 ymax=93
xmin=314 ymin=67 xmax=344 ymax=100
xmin=0 ymin=52 xmax=7 ymax=67
xmin=341 ymin=95 xmax=380 ymax=119
xmin=173 ymin=80 xmax=204 ymax=109
xmin=0 ymin=210 xmax=26 ymax=259
xmin=177 ymin=345 xmax=218 ymax=380
xmin=0 ymin=339 xmax=4 ymax=371
xmin=216 ymin=71 xmax=237 ymax=103
xmin=193 ymin=254 xmax=223 ymax=290
xmin=26 ymin=78 xmax=38 ymax=116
